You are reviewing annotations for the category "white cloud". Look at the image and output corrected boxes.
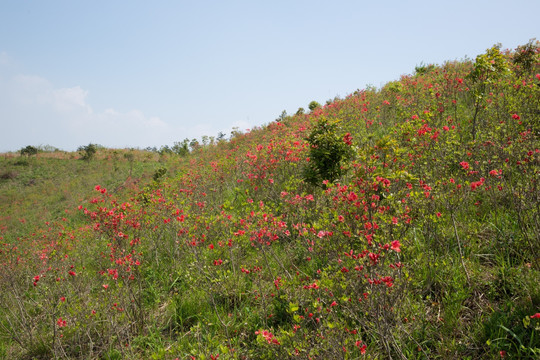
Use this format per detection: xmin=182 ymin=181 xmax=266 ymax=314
xmin=9 ymin=74 xmax=51 ymax=105
xmin=0 ymin=54 xmax=236 ymax=152
xmin=52 ymin=86 xmax=92 ymax=114
xmin=0 ymin=69 xmax=178 ymax=151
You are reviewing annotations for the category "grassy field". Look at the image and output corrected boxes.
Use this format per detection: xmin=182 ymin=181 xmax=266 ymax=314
xmin=1 ymin=42 xmax=539 ymax=359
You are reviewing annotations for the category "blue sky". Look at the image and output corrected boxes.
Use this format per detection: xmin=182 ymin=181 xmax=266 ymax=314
xmin=1 ymin=0 xmax=538 ymax=152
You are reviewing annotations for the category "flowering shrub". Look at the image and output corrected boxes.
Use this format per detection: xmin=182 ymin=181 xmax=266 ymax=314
xmin=1 ymin=41 xmax=539 ymax=359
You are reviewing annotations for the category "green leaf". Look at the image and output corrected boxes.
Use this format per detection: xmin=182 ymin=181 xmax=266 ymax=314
xmin=523 ymin=315 xmax=531 ymax=328
xmin=289 ymin=302 xmax=299 ymax=313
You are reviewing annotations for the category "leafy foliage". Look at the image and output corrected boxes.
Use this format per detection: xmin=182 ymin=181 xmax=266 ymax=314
xmin=77 ymin=143 xmax=98 ymax=161
xmin=19 ymin=145 xmax=38 ymax=157
xmin=303 ymin=117 xmax=353 ymax=186
xmin=308 ymin=100 xmax=321 ymax=111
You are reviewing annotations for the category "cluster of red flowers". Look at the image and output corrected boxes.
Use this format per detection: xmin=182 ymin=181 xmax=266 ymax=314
xmin=255 ymin=329 xmax=280 ymax=345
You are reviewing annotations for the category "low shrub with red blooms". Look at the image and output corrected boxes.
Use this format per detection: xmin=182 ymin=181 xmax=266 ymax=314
xmin=1 ymin=41 xmax=538 ymax=359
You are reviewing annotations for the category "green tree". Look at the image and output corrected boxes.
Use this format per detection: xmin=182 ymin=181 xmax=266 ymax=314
xmin=217 ymin=131 xmax=226 ymax=142
xmin=467 ymin=44 xmax=509 ymax=140
xmin=172 ymin=139 xmax=190 ymax=156
xmin=308 ymin=101 xmax=321 ymax=111
xmin=303 ymin=117 xmax=353 ymax=187
xmin=276 ymin=110 xmax=288 ymax=122
xmin=77 ymin=143 xmax=97 ymax=161
xmin=512 ymin=38 xmax=539 ymax=76
xmin=20 ymin=145 xmax=38 ymax=157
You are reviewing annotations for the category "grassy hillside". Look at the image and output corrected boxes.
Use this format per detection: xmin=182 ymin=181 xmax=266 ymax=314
xmin=1 ymin=42 xmax=539 ymax=359
xmin=0 ymin=149 xmax=164 ymax=241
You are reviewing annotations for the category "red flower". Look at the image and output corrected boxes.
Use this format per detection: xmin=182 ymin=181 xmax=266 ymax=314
xmin=531 ymin=313 xmax=540 ymax=319
xmin=343 ymin=133 xmax=353 ymax=146
xmin=511 ymin=114 xmax=520 ymax=120
xmin=391 ymin=240 xmax=401 ymax=252
xmin=255 ymin=329 xmax=280 ymax=345
xmin=57 ymin=317 xmax=67 ymax=327
xmin=459 ymin=161 xmax=470 ymax=170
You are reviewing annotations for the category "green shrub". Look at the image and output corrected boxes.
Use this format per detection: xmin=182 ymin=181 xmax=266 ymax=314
xmin=308 ymin=101 xmax=321 ymax=111
xmin=303 ymin=117 xmax=353 ymax=187
xmin=77 ymin=143 xmax=97 ymax=161
xmin=20 ymin=145 xmax=38 ymax=157
xmin=172 ymin=139 xmax=190 ymax=156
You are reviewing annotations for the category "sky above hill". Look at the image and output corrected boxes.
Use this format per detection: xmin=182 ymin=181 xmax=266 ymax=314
xmin=0 ymin=0 xmax=538 ymax=152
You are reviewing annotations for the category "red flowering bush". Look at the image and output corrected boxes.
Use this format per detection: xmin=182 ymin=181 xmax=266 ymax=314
xmin=1 ymin=41 xmax=538 ymax=359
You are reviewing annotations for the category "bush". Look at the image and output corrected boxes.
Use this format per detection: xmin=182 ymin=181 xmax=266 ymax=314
xmin=78 ymin=143 xmax=97 ymax=161
xmin=308 ymin=101 xmax=321 ymax=111
xmin=303 ymin=117 xmax=353 ymax=187
xmin=172 ymin=139 xmax=190 ymax=156
xmin=20 ymin=145 xmax=38 ymax=157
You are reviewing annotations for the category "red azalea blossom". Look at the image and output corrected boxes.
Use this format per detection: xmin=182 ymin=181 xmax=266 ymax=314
xmin=531 ymin=313 xmax=540 ymax=319
xmin=343 ymin=133 xmax=353 ymax=145
xmin=255 ymin=329 xmax=280 ymax=345
xmin=391 ymin=240 xmax=401 ymax=252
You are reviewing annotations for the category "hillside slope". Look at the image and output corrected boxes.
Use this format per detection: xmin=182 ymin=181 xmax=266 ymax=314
xmin=1 ymin=42 xmax=539 ymax=359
